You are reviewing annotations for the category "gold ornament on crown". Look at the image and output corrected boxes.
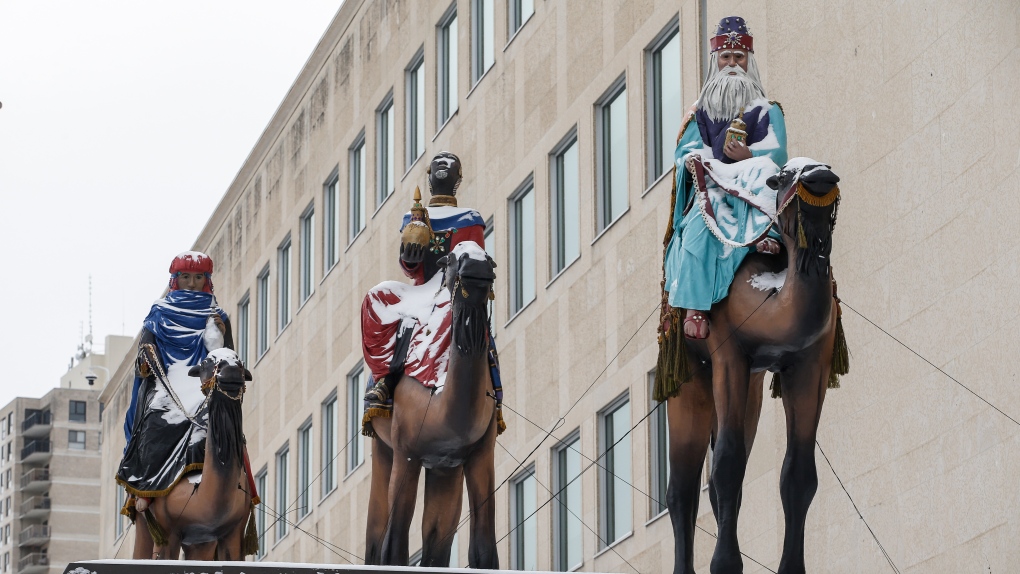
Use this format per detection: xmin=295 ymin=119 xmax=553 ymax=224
xmin=400 ymin=187 xmax=435 ymax=248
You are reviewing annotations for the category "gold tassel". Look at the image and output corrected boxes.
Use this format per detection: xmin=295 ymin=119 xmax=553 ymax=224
xmin=653 ymin=307 xmax=692 ymax=402
xmin=770 ymin=371 xmax=782 ymax=399
xmin=144 ymin=511 xmax=169 ymax=547
xmin=496 ymin=408 xmax=507 ymax=435
xmin=829 ymin=303 xmax=849 ymax=389
xmin=243 ymin=502 xmax=259 ymax=556
xmin=361 ymin=407 xmax=391 ymax=438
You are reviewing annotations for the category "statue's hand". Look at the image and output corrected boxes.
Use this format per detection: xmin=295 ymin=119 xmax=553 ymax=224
xmin=211 ymin=313 xmax=226 ymax=335
xmin=724 ymin=140 xmax=752 ymax=161
xmin=401 ymin=242 xmax=426 ymax=264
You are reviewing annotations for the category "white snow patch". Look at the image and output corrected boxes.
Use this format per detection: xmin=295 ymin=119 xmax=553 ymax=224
xmin=207 ymin=348 xmax=240 ymax=366
xmin=187 ymin=472 xmax=203 ymax=484
xmin=749 ymin=270 xmax=787 ymax=292
xmin=451 ymin=241 xmax=488 ymax=262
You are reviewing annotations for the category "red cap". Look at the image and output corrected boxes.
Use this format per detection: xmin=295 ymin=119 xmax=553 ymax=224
xmin=169 ymin=251 xmax=214 ymax=275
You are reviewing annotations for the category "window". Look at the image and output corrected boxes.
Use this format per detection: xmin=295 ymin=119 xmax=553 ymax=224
xmin=438 ymin=5 xmax=458 ymax=126
xmin=647 ymin=19 xmax=681 ymax=184
xmin=115 ymin=485 xmax=126 ymax=538
xmin=377 ymin=95 xmax=395 ymax=205
xmin=277 ymin=238 xmax=292 ymax=331
xmin=347 ymin=365 xmax=366 ymax=473
xmin=649 ymin=371 xmax=668 ymax=516
xmin=596 ymin=79 xmax=629 ymax=231
xmin=69 ymin=400 xmax=86 ymax=423
xmin=237 ymin=295 xmax=250 ymax=365
xmin=471 ymin=0 xmax=495 ymax=83
xmin=550 ymin=131 xmax=580 ymax=275
xmin=509 ymin=178 xmax=536 ymax=315
xmin=553 ymin=432 xmax=582 ymax=571
xmin=510 ymin=466 xmax=537 ymax=570
xmin=68 ymin=430 xmax=86 ymax=450
xmin=255 ymin=469 xmax=267 ymax=558
xmin=324 ymin=172 xmax=340 ymax=271
xmin=276 ymin=446 xmax=290 ymax=541
xmin=300 ymin=206 xmax=315 ymax=303
xmin=297 ymin=421 xmax=312 ymax=520
xmin=508 ymin=0 xmax=533 ymax=37
xmin=599 ymin=394 xmax=632 ymax=547
xmin=257 ymin=266 xmax=270 ymax=358
xmin=321 ymin=392 xmax=338 ymax=497
xmin=406 ymin=50 xmax=426 ymax=167
xmin=409 ymin=550 xmax=423 ymax=567
xmin=349 ymin=133 xmax=367 ymax=242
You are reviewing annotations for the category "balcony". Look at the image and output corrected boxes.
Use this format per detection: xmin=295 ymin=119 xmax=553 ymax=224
xmin=18 ymin=524 xmax=50 ymax=547
xmin=17 ymin=552 xmax=48 ymax=574
xmin=19 ymin=496 xmax=50 ymax=519
xmin=21 ymin=411 xmax=51 ymax=439
xmin=20 ymin=468 xmax=50 ymax=493
xmin=20 ymin=440 xmax=51 ymax=463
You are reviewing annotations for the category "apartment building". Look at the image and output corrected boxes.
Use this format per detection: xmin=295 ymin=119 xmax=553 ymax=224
xmin=96 ymin=0 xmax=1020 ymax=572
xmin=0 ymin=335 xmax=131 ymax=574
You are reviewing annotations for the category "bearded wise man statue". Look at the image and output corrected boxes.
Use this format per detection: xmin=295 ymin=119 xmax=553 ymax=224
xmin=663 ymin=16 xmax=788 ymax=339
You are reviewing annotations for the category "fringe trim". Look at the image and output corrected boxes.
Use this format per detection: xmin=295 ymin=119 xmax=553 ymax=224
xmin=144 ymin=511 xmax=169 ymax=547
xmin=119 ymin=494 xmax=136 ymax=520
xmin=496 ymin=407 xmax=506 ymax=436
xmin=116 ymin=462 xmax=205 ymax=499
xmin=361 ymin=407 xmax=392 ymax=438
xmin=770 ymin=372 xmax=782 ymax=399
xmin=243 ymin=501 xmax=259 ymax=556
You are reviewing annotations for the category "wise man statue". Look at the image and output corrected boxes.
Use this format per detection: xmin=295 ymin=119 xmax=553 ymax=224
xmin=361 ymin=152 xmax=503 ymax=432
xmin=662 ymin=16 xmax=788 ymax=339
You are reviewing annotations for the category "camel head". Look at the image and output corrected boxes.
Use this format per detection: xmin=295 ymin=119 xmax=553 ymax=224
xmin=189 ymin=348 xmax=252 ymax=467
xmin=188 ymin=348 xmax=253 ymax=400
xmin=437 ymin=241 xmax=496 ymax=354
xmin=768 ymin=159 xmax=841 ymax=276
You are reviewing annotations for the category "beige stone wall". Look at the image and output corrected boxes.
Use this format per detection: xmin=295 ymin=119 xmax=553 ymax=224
xmin=95 ymin=0 xmax=1020 ymax=572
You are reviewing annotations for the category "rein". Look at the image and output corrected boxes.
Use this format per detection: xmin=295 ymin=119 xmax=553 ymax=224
xmin=142 ymin=343 xmax=211 ymax=431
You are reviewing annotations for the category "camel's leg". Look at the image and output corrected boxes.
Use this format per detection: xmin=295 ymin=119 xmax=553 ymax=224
xmin=776 ymin=362 xmax=828 ymax=574
xmin=665 ymin=368 xmax=714 ymax=574
xmin=380 ymin=452 xmax=422 ymax=565
xmin=155 ymin=531 xmax=182 ymax=560
xmin=463 ymin=419 xmax=499 ymax=569
xmin=420 ymin=466 xmax=465 ymax=567
xmin=744 ymin=371 xmax=765 ymax=455
xmin=215 ymin=518 xmax=246 ymax=561
xmin=132 ymin=511 xmax=155 ymax=559
xmin=183 ymin=541 xmax=216 ymax=561
xmin=365 ymin=437 xmax=394 ymax=565
xmin=709 ymin=351 xmax=750 ymax=574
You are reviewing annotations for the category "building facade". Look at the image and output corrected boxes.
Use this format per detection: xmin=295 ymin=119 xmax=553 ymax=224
xmin=0 ymin=335 xmax=131 ymax=574
xmin=97 ymin=0 xmax=1020 ymax=572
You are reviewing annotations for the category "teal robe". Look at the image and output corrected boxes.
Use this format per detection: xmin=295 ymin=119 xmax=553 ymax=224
xmin=664 ymin=100 xmax=788 ymax=311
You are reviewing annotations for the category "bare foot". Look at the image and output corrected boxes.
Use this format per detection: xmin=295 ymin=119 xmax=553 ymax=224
xmin=683 ymin=310 xmax=710 ymax=339
xmin=756 ymin=237 xmax=780 ymax=254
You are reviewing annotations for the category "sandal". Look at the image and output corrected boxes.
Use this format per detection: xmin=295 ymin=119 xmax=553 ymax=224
xmin=756 ymin=237 xmax=781 ymax=255
xmin=364 ymin=380 xmax=391 ymax=403
xmin=684 ymin=311 xmax=710 ymax=339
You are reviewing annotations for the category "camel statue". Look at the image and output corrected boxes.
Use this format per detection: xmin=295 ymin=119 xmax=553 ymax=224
xmin=134 ymin=348 xmax=256 ymax=560
xmin=365 ymin=241 xmax=500 ymax=568
xmin=655 ymin=160 xmax=848 ymax=574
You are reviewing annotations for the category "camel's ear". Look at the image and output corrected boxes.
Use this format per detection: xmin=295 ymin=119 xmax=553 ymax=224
xmin=766 ymin=175 xmax=780 ymax=190
xmin=486 ymin=255 xmax=497 ymax=268
xmin=188 ymin=365 xmax=201 ymax=378
xmin=243 ymin=368 xmax=253 ymax=382
xmin=437 ymin=255 xmax=450 ymax=268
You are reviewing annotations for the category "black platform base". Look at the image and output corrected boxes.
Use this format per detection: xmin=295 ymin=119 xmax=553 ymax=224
xmin=64 ymin=560 xmax=574 ymax=574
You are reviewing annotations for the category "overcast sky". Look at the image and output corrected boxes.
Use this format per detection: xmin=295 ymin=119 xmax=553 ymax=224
xmin=0 ymin=1 xmax=344 ymax=407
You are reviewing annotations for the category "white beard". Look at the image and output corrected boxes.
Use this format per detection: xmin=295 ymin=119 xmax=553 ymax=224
xmin=697 ymin=57 xmax=767 ymax=122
